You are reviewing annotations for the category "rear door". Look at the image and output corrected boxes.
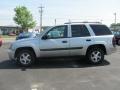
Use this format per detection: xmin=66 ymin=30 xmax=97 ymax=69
xmin=69 ymin=25 xmax=91 ymax=55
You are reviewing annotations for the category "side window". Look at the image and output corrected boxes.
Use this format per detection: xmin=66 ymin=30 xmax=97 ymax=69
xmin=47 ymin=26 xmax=67 ymax=39
xmin=71 ymin=25 xmax=90 ymax=37
xmin=90 ymin=25 xmax=112 ymax=36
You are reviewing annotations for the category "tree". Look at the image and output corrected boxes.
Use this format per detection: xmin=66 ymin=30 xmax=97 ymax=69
xmin=13 ymin=6 xmax=36 ymax=32
xmin=110 ymin=23 xmax=120 ymax=31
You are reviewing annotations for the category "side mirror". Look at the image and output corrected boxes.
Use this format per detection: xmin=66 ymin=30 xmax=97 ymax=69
xmin=42 ymin=35 xmax=48 ymax=40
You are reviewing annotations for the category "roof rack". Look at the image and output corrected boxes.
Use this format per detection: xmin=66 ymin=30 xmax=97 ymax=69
xmin=64 ymin=21 xmax=101 ymax=24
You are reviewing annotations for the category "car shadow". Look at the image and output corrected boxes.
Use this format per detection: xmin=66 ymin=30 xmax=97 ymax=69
xmin=0 ymin=57 xmax=110 ymax=71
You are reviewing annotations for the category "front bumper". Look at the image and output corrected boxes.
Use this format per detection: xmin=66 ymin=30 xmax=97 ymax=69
xmin=8 ymin=49 xmax=15 ymax=60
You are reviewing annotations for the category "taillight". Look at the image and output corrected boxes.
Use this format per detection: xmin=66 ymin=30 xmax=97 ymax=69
xmin=112 ymin=36 xmax=116 ymax=47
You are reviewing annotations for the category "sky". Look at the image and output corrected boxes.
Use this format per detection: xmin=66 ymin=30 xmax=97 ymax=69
xmin=0 ymin=0 xmax=120 ymax=26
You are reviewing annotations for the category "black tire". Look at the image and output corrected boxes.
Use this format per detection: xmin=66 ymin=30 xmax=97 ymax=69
xmin=16 ymin=50 xmax=35 ymax=67
xmin=118 ymin=40 xmax=120 ymax=46
xmin=86 ymin=47 xmax=104 ymax=64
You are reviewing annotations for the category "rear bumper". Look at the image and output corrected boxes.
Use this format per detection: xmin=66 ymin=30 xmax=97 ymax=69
xmin=106 ymin=46 xmax=117 ymax=55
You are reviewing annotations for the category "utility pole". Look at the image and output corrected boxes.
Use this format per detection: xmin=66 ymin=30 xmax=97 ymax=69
xmin=38 ymin=5 xmax=44 ymax=32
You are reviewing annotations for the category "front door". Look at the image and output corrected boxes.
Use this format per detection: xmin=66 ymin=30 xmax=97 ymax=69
xmin=39 ymin=25 xmax=69 ymax=57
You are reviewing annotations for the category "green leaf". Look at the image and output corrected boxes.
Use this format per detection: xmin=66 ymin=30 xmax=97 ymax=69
xmin=13 ymin=6 xmax=36 ymax=31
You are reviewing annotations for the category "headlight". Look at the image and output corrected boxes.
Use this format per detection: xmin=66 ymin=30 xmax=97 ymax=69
xmin=9 ymin=44 xmax=12 ymax=49
xmin=9 ymin=44 xmax=13 ymax=49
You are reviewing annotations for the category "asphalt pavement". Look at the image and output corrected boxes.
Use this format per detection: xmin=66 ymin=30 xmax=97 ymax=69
xmin=0 ymin=43 xmax=120 ymax=90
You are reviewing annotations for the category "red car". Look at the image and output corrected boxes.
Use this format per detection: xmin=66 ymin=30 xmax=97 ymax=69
xmin=0 ymin=36 xmax=3 ymax=47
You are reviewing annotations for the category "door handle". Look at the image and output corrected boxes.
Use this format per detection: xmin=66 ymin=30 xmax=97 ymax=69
xmin=86 ymin=39 xmax=91 ymax=41
xmin=62 ymin=41 xmax=68 ymax=43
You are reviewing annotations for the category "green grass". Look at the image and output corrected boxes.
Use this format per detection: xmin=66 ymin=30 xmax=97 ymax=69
xmin=1 ymin=35 xmax=16 ymax=38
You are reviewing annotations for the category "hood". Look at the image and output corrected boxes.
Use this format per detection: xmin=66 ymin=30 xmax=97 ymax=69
xmin=13 ymin=37 xmax=39 ymax=47
xmin=16 ymin=37 xmax=37 ymax=42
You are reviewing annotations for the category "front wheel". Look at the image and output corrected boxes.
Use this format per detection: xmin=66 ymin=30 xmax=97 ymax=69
xmin=86 ymin=48 xmax=104 ymax=64
xmin=16 ymin=50 xmax=35 ymax=67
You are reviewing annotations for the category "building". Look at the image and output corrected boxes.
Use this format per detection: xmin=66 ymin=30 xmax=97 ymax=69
xmin=0 ymin=26 xmax=21 ymax=35
xmin=0 ymin=26 xmax=52 ymax=35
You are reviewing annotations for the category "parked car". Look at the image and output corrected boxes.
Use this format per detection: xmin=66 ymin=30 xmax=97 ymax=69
xmin=112 ymin=31 xmax=120 ymax=45
xmin=16 ymin=32 xmax=38 ymax=40
xmin=0 ymin=36 xmax=3 ymax=47
xmin=115 ymin=35 xmax=120 ymax=45
xmin=8 ymin=32 xmax=16 ymax=36
xmin=8 ymin=22 xmax=116 ymax=66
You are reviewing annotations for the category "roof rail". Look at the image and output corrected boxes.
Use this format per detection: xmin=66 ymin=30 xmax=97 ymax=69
xmin=64 ymin=21 xmax=101 ymax=24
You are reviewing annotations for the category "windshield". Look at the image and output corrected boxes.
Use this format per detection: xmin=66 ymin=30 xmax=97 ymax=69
xmin=38 ymin=26 xmax=53 ymax=36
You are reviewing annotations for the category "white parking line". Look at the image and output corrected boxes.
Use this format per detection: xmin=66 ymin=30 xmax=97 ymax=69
xmin=31 ymin=88 xmax=37 ymax=90
xmin=31 ymin=84 xmax=38 ymax=90
xmin=31 ymin=83 xmax=44 ymax=90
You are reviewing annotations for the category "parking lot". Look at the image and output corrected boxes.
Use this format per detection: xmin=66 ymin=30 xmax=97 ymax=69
xmin=0 ymin=43 xmax=120 ymax=90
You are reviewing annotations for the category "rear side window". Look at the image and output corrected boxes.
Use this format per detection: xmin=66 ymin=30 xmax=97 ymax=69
xmin=90 ymin=25 xmax=112 ymax=36
xmin=71 ymin=25 xmax=90 ymax=37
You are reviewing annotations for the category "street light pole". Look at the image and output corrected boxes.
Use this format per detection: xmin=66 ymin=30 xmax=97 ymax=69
xmin=114 ymin=13 xmax=117 ymax=24
xmin=55 ymin=19 xmax=57 ymax=26
xmin=114 ymin=13 xmax=117 ymax=31
xmin=39 ymin=5 xmax=44 ymax=32
xmin=100 ymin=20 xmax=103 ymax=23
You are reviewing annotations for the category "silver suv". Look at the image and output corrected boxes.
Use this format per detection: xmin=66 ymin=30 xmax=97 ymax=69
xmin=8 ymin=22 xmax=116 ymax=66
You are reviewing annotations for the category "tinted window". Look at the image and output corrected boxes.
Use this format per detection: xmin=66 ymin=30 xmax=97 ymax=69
xmin=71 ymin=25 xmax=90 ymax=37
xmin=90 ymin=25 xmax=112 ymax=36
xmin=47 ymin=26 xmax=67 ymax=39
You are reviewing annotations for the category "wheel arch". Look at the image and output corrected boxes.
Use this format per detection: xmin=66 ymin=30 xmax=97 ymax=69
xmin=86 ymin=44 xmax=107 ymax=55
xmin=15 ymin=47 xmax=36 ymax=58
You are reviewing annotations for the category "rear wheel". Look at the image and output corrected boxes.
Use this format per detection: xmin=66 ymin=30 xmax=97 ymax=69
xmin=86 ymin=47 xmax=104 ymax=64
xmin=16 ymin=50 xmax=35 ymax=67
